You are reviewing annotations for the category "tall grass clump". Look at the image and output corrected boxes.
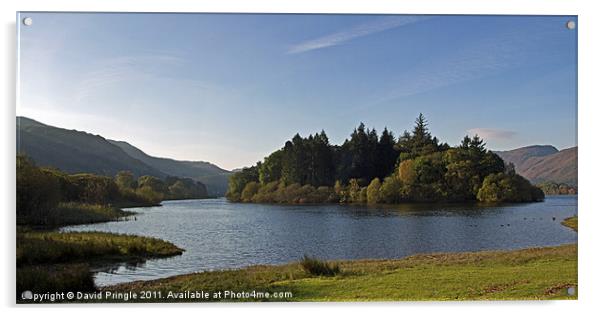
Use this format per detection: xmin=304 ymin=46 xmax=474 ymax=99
xmin=300 ymin=255 xmax=340 ymax=276
xmin=17 ymin=263 xmax=96 ymax=296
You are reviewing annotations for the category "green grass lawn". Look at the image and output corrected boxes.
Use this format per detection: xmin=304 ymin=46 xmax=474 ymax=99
xmin=562 ymin=216 xmax=578 ymax=232
xmin=104 ymin=244 xmax=577 ymax=302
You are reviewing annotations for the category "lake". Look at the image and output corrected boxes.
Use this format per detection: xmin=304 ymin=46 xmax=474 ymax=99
xmin=62 ymin=195 xmax=577 ymax=286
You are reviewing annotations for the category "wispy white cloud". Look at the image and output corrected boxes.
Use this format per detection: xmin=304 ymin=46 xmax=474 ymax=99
xmin=467 ymin=128 xmax=517 ymax=140
xmin=370 ymin=22 xmax=561 ymax=104
xmin=287 ymin=16 xmax=429 ymax=54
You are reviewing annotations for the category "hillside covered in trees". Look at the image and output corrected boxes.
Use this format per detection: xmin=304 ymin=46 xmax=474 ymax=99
xmin=226 ymin=114 xmax=544 ymax=204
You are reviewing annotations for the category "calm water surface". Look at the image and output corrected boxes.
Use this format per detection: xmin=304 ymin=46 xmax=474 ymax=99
xmin=62 ymin=195 xmax=577 ymax=286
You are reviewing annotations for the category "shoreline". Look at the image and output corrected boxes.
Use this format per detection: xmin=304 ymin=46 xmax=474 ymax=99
xmin=100 ymin=243 xmax=577 ymax=302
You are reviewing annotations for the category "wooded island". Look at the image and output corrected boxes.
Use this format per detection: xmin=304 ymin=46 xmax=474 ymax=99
xmin=227 ymin=114 xmax=544 ymax=204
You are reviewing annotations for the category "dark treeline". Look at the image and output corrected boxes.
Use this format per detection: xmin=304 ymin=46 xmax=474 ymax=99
xmin=17 ymin=155 xmax=208 ymax=225
xmin=226 ymin=114 xmax=544 ymax=204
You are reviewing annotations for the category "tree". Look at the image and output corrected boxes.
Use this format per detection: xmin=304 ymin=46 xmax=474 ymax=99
xmin=281 ymin=134 xmax=307 ymax=185
xmin=379 ymin=175 xmax=402 ymax=204
xmin=348 ymin=179 xmax=362 ymax=203
xmin=226 ymin=166 xmax=259 ymax=201
xmin=241 ymin=181 xmax=260 ymax=202
xmin=170 ymin=180 xmax=187 ymax=198
xmin=375 ymin=128 xmax=399 ymax=180
xmin=224 ymin=115 xmax=544 ymax=204
xmin=115 ymin=171 xmax=136 ymax=190
xmin=308 ymin=131 xmax=335 ymax=186
xmin=69 ymin=174 xmax=121 ymax=204
xmin=337 ymin=123 xmax=380 ymax=183
xmin=259 ymin=150 xmax=283 ymax=185
xmin=477 ymin=172 xmax=544 ymax=203
xmin=367 ymin=178 xmax=382 ymax=204
xmin=334 ymin=180 xmax=346 ymax=202
xmin=137 ymin=175 xmax=167 ymax=193
xmin=16 ymin=155 xmax=61 ymax=224
xmin=397 ymin=114 xmax=443 ymax=159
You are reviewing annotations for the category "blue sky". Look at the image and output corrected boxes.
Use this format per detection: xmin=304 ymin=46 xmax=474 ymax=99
xmin=17 ymin=13 xmax=577 ymax=170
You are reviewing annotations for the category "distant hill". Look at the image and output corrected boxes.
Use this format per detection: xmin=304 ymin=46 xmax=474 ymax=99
xmin=495 ymin=145 xmax=577 ymax=186
xmin=17 ymin=117 xmax=166 ymax=178
xmin=17 ymin=117 xmax=232 ymax=196
xmin=108 ymin=140 xmax=232 ymax=196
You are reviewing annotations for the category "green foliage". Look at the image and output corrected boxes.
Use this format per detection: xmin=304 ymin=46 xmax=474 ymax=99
xmin=226 ymin=114 xmax=543 ymax=205
xmin=300 ymin=255 xmax=340 ymax=277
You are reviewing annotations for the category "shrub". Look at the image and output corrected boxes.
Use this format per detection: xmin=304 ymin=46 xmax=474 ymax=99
xmin=299 ymin=255 xmax=340 ymax=276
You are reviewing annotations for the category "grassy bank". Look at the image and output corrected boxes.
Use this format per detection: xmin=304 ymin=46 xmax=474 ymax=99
xmin=49 ymin=202 xmax=135 ymax=226
xmin=104 ymin=244 xmax=577 ymax=302
xmin=17 ymin=231 xmax=183 ymax=266
xmin=18 ymin=202 xmax=135 ymax=227
xmin=17 ymin=231 xmax=183 ymax=297
xmin=562 ymin=216 xmax=578 ymax=232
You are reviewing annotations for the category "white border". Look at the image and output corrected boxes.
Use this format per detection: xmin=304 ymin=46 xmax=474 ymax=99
xmin=2 ymin=1 xmax=600 ymax=315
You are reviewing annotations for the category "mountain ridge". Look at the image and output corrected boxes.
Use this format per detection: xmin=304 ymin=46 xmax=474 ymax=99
xmin=494 ymin=145 xmax=577 ymax=186
xmin=16 ymin=116 xmax=231 ymax=196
